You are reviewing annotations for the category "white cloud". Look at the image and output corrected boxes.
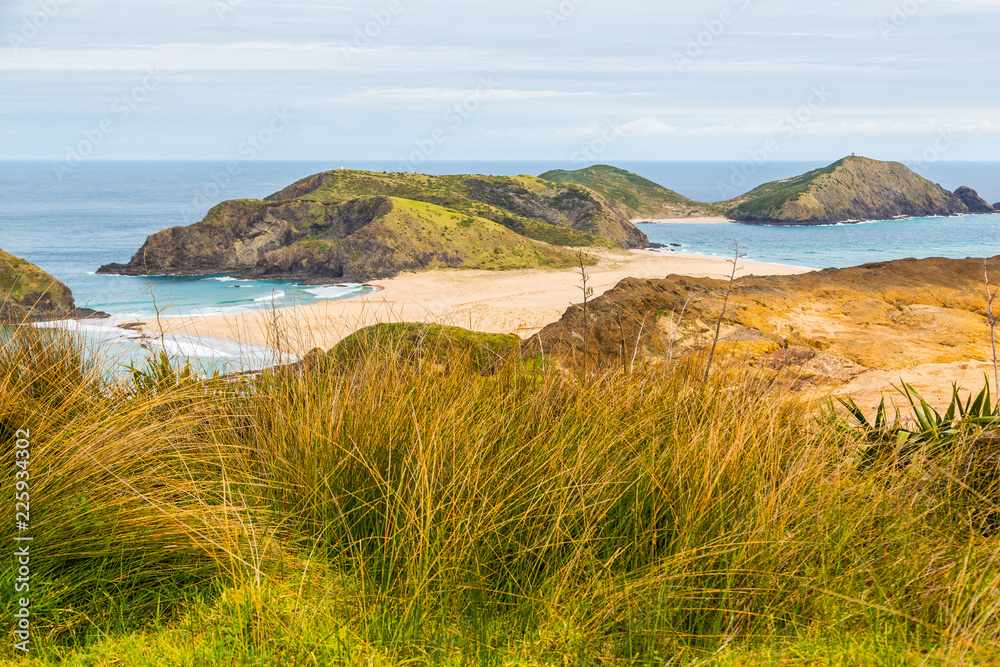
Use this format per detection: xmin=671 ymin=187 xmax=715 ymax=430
xmin=1 ymin=0 xmax=997 ymax=159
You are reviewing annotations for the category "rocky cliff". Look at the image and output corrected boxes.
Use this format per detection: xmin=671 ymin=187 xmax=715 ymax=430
xmin=1 ymin=249 xmax=98 ymax=321
xmin=100 ymin=196 xmax=580 ymax=283
xmin=723 ymin=156 xmax=974 ymax=224
xmin=99 ymin=169 xmax=649 ymax=282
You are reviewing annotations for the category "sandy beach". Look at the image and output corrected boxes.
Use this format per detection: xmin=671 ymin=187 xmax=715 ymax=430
xmin=148 ymin=249 xmax=809 ymax=354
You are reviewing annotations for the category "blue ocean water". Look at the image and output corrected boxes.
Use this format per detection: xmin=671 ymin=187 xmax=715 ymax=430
xmin=0 ymin=161 xmax=374 ymax=319
xmin=630 ymin=161 xmax=1000 ymax=269
xmin=1 ymin=159 xmax=998 ymax=370
xmin=641 ymin=213 xmax=1000 ymax=270
xmin=3 ymin=160 xmax=998 ymax=309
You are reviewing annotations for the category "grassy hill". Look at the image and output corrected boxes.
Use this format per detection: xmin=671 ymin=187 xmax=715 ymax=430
xmin=723 ymin=156 xmax=969 ymax=224
xmin=244 ymin=197 xmax=581 ymax=281
xmin=539 ymin=164 xmax=722 ymax=219
xmin=100 ymin=195 xmax=582 ymax=283
xmin=266 ymin=169 xmax=647 ymax=249
xmin=101 ymin=168 xmax=647 ymax=282
xmin=0 ymin=248 xmax=76 ymax=319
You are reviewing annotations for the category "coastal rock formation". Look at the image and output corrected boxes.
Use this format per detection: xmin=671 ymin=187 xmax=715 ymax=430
xmin=97 ymin=160 xmax=996 ymax=284
xmin=954 ymin=186 xmax=997 ymax=213
xmin=99 ymin=169 xmax=649 ymax=282
xmin=723 ymin=156 xmax=972 ymax=224
xmin=99 ymin=198 xmax=349 ymax=276
xmin=1 ymin=249 xmax=101 ymax=321
xmin=530 ymin=255 xmax=1000 ymax=392
xmin=100 ymin=195 xmax=580 ymax=283
xmin=539 ymin=164 xmax=721 ymax=220
xmin=265 ymin=170 xmax=648 ymax=250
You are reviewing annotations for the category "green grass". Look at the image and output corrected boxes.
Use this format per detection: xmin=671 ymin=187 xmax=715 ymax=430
xmin=540 ymin=165 xmax=722 ymax=219
xmin=0 ymin=249 xmax=73 ymax=314
xmin=722 ymin=156 xmax=961 ymax=223
xmin=4 ymin=319 xmax=1000 ymax=665
xmin=722 ymin=160 xmax=844 ymax=220
xmin=336 ymin=197 xmax=582 ymax=272
xmin=265 ymin=170 xmax=627 ymax=248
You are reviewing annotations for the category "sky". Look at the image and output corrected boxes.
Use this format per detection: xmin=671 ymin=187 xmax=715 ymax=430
xmin=2 ymin=0 xmax=998 ymax=164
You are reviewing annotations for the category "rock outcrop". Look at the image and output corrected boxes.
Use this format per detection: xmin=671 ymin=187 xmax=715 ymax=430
xmin=100 ymin=196 xmax=581 ymax=283
xmin=529 ymin=255 xmax=1000 ymax=393
xmin=954 ymin=186 xmax=997 ymax=213
xmin=1 ymin=249 xmax=103 ymax=321
xmin=99 ymin=169 xmax=650 ymax=282
xmin=723 ymin=156 xmax=974 ymax=224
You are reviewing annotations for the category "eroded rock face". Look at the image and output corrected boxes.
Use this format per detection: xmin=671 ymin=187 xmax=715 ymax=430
xmin=954 ymin=186 xmax=997 ymax=214
xmin=97 ymin=199 xmax=384 ymax=276
xmin=461 ymin=178 xmax=648 ymax=250
xmin=529 ymin=255 xmax=1000 ymax=391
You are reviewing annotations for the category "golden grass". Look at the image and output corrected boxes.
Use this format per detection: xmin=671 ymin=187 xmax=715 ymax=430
xmin=3 ymin=315 xmax=1000 ymax=664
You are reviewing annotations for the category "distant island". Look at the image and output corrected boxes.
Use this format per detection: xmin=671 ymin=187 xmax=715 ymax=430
xmin=721 ymin=155 xmax=996 ymax=225
xmin=96 ymin=156 xmax=997 ymax=282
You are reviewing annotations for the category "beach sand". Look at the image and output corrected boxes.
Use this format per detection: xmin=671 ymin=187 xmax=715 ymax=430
xmin=149 ymin=249 xmax=810 ymax=354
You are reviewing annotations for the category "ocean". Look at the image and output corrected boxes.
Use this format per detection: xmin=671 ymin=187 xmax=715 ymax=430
xmin=2 ymin=159 xmax=998 ymax=372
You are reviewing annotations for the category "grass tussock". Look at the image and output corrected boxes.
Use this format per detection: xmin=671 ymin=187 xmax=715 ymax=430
xmin=3 ymin=319 xmax=1000 ymax=665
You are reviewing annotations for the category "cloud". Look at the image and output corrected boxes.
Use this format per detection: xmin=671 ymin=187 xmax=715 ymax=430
xmin=1 ymin=0 xmax=997 ymax=159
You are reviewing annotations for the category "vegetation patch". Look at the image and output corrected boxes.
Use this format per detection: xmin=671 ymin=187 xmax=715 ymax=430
xmin=5 ymin=321 xmax=1000 ymax=663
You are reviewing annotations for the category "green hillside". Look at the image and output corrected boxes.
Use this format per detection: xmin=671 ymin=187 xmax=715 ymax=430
xmin=723 ymin=156 xmax=969 ymax=224
xmin=265 ymin=169 xmax=647 ymax=249
xmin=0 ymin=248 xmax=76 ymax=318
xmin=244 ymin=197 xmax=581 ymax=281
xmin=539 ymin=164 xmax=722 ymax=219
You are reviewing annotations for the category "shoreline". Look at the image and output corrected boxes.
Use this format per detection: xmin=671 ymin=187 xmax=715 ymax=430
xmin=633 ymin=216 xmax=734 ymax=224
xmin=145 ymin=249 xmax=810 ymax=354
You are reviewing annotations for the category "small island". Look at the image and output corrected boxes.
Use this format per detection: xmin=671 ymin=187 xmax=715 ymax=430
xmin=98 ymin=156 xmax=997 ymax=285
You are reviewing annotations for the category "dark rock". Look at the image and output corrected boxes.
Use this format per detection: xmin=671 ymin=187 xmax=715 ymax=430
xmin=954 ymin=186 xmax=996 ymax=214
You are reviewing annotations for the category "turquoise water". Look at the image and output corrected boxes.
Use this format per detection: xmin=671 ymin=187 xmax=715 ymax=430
xmin=2 ymin=159 xmax=998 ymax=371
xmin=0 ymin=161 xmax=377 ymax=319
xmin=641 ymin=214 xmax=1000 ymax=270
